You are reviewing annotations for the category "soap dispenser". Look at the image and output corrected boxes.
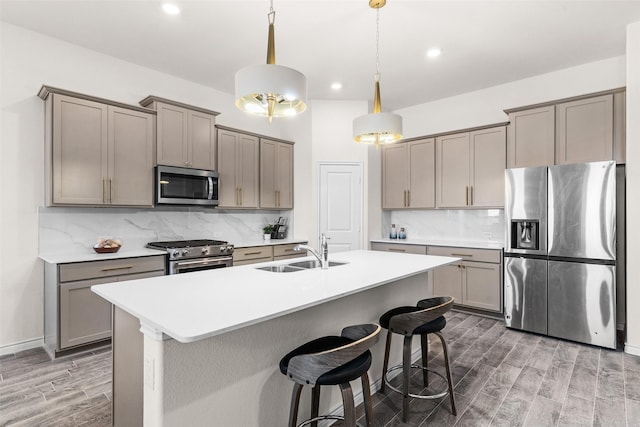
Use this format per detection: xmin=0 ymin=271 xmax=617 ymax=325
xmin=390 ymin=224 xmax=397 ymax=239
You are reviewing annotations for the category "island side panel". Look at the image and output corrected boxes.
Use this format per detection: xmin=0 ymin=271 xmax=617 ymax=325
xmin=142 ymin=272 xmax=432 ymax=427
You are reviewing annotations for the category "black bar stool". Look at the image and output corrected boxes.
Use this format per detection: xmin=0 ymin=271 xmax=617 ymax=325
xmin=280 ymin=323 xmax=381 ymax=427
xmin=379 ymin=296 xmax=456 ymax=422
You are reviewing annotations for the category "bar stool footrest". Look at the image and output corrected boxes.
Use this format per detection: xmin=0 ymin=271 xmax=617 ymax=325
xmin=297 ymin=415 xmax=365 ymax=427
xmin=384 ymin=364 xmax=450 ymax=400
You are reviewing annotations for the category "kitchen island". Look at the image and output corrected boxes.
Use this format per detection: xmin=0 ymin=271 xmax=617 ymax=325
xmin=92 ymin=250 xmax=458 ymax=427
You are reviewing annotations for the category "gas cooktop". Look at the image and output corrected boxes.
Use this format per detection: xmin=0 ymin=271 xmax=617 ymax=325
xmin=147 ymin=239 xmax=233 ymax=260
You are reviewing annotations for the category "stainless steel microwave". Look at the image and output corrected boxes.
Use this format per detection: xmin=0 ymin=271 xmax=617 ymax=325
xmin=156 ymin=166 xmax=219 ymax=207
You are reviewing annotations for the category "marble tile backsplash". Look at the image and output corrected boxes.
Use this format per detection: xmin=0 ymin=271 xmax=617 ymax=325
xmin=382 ymin=209 xmax=505 ymax=244
xmin=39 ymin=206 xmax=292 ymax=253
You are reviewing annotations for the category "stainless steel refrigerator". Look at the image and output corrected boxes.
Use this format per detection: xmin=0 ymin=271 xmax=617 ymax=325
xmin=504 ymin=161 xmax=619 ymax=349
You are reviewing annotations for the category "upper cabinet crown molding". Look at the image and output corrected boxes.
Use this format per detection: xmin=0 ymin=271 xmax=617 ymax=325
xmin=215 ymin=125 xmax=295 ymax=146
xmin=38 ymin=85 xmax=156 ymax=115
xmin=503 ymin=87 xmax=626 ymax=115
xmin=138 ymin=95 xmax=220 ymax=117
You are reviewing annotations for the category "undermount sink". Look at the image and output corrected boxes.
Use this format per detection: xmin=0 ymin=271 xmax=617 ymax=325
xmin=255 ymin=265 xmax=305 ymax=273
xmin=255 ymin=260 xmax=349 ymax=273
xmin=287 ymin=260 xmax=349 ymax=269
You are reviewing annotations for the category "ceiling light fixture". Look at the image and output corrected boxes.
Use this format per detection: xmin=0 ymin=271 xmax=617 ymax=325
xmin=353 ymin=0 xmax=402 ymax=149
xmin=235 ymin=0 xmax=307 ymax=122
xmin=426 ymin=47 xmax=442 ymax=58
xmin=162 ymin=3 xmax=180 ymax=15
xmin=331 ymin=82 xmax=343 ymax=90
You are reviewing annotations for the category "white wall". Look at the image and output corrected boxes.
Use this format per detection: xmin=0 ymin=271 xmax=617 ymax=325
xmin=625 ymin=22 xmax=640 ymax=355
xmin=397 ymin=56 xmax=626 ymax=138
xmin=0 ymin=23 xmax=293 ymax=351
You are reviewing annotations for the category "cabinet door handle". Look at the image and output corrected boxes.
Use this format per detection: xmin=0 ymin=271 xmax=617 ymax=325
xmin=388 ymin=248 xmax=406 ymax=252
xmin=101 ymin=265 xmax=134 ymax=272
xmin=239 ymin=188 xmax=243 ymax=206
xmin=403 ymin=190 xmax=407 ymax=207
xmin=466 ymin=186 xmax=469 ymax=205
xmin=103 ymin=179 xmax=107 ymax=204
xmin=109 ymin=178 xmax=113 ymax=204
xmin=470 ymin=186 xmax=473 ymax=206
xmin=407 ymin=190 xmax=410 ymax=207
xmin=236 ymin=188 xmax=240 ymax=206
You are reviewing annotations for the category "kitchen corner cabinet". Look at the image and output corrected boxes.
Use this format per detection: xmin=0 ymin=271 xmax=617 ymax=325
xmin=436 ymin=126 xmax=506 ymax=208
xmin=140 ymin=96 xmax=219 ymax=170
xmin=260 ymin=138 xmax=294 ymax=209
xmin=507 ymin=106 xmax=555 ymax=168
xmin=44 ymin=255 xmax=166 ymax=357
xmin=44 ymin=92 xmax=155 ymax=207
xmin=217 ymin=128 xmax=259 ymax=208
xmin=382 ymin=138 xmax=435 ymax=209
xmin=427 ymin=246 xmax=502 ymax=312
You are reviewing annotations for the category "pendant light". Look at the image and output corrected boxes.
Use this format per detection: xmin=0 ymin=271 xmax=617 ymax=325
xmin=235 ymin=0 xmax=307 ymax=122
xmin=353 ymin=0 xmax=403 ymax=149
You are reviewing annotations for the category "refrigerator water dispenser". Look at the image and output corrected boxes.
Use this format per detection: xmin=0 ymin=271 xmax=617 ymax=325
xmin=511 ymin=220 xmax=539 ymax=250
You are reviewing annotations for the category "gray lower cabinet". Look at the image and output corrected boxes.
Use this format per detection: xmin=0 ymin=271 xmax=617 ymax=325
xmin=428 ymin=246 xmax=502 ymax=312
xmin=370 ymin=242 xmax=427 ymax=255
xmin=44 ymin=255 xmax=166 ymax=357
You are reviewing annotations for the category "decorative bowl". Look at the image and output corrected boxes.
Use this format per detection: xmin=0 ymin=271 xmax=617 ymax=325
xmin=93 ymin=245 xmax=121 ymax=254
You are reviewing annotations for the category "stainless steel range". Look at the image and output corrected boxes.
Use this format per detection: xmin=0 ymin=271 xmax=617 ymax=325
xmin=147 ymin=239 xmax=234 ymax=274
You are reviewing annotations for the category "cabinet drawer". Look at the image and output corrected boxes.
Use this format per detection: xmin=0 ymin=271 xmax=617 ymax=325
xmin=233 ymin=246 xmax=274 ymax=262
xmin=59 ymin=255 xmax=166 ymax=282
xmin=273 ymin=243 xmax=306 ymax=258
xmin=233 ymin=258 xmax=272 ymax=266
xmin=427 ymin=246 xmax=501 ymax=264
xmin=371 ymin=242 xmax=427 ymax=255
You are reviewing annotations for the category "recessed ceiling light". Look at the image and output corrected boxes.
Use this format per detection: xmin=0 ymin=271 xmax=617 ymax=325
xmin=331 ymin=82 xmax=343 ymax=90
xmin=426 ymin=47 xmax=442 ymax=58
xmin=162 ymin=3 xmax=181 ymax=15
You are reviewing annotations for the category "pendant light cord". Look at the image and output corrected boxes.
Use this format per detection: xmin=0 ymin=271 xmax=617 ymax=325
xmin=375 ymin=7 xmax=380 ymax=81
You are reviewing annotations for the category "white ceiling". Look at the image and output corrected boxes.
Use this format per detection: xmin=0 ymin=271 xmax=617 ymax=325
xmin=2 ymin=0 xmax=640 ymax=110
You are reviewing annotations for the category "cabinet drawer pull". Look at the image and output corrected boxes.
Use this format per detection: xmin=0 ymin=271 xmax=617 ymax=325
xmin=243 ymin=251 xmax=264 ymax=256
xmin=101 ymin=265 xmax=134 ymax=272
xmin=451 ymin=253 xmax=473 ymax=258
xmin=388 ymin=248 xmax=406 ymax=252
xmin=283 ymin=248 xmax=294 ymax=252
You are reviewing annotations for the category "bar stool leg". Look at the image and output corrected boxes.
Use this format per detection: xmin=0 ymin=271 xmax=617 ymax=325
xmin=361 ymin=372 xmax=373 ymax=427
xmin=339 ymin=382 xmax=356 ymax=427
xmin=402 ymin=335 xmax=412 ymax=422
xmin=311 ymin=386 xmax=321 ymax=427
xmin=420 ymin=334 xmax=429 ymax=387
xmin=380 ymin=329 xmax=392 ymax=393
xmin=288 ymin=383 xmax=303 ymax=427
xmin=435 ymin=331 xmax=457 ymax=416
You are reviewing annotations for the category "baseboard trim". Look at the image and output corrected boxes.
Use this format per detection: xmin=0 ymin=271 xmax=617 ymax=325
xmin=0 ymin=337 xmax=44 ymax=356
xmin=624 ymin=342 xmax=640 ymax=356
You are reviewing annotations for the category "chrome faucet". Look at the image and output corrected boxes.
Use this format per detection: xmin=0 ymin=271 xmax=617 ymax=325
xmin=294 ymin=233 xmax=330 ymax=269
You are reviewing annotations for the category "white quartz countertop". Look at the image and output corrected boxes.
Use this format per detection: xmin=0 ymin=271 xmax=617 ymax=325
xmin=92 ymin=250 xmax=459 ymax=343
xmin=39 ymin=238 xmax=310 ymax=264
xmin=39 ymin=247 xmax=166 ymax=264
xmin=370 ymin=238 xmax=504 ymax=250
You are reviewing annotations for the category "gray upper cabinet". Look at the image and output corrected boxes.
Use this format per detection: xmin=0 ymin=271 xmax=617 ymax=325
xmin=555 ymin=94 xmax=613 ymax=165
xmin=139 ymin=96 xmax=219 ymax=170
xmin=436 ymin=126 xmax=506 ymax=208
xmin=506 ymin=89 xmax=625 ymax=167
xmin=382 ymin=138 xmax=435 ymax=209
xmin=260 ymin=138 xmax=294 ymax=209
xmin=217 ymin=128 xmax=259 ymax=208
xmin=43 ymin=89 xmax=155 ymax=207
xmin=507 ymin=105 xmax=555 ymax=168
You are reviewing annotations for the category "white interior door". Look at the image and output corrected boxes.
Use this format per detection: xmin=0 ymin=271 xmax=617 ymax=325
xmin=319 ymin=163 xmax=363 ymax=253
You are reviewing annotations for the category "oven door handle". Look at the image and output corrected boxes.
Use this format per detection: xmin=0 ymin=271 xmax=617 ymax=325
xmin=173 ymin=257 xmax=232 ymax=268
xmin=207 ymin=177 xmax=214 ymax=200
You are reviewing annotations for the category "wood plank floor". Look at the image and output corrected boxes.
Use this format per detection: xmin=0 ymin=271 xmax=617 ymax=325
xmin=1 ymin=311 xmax=639 ymax=426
